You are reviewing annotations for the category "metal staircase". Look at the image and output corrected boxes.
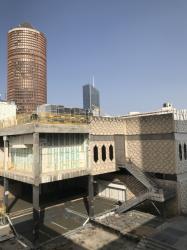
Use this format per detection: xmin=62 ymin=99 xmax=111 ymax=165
xmin=118 ymin=159 xmax=159 ymax=192
xmin=116 ymin=191 xmax=150 ymax=214
xmin=115 ymin=159 xmax=176 ymax=213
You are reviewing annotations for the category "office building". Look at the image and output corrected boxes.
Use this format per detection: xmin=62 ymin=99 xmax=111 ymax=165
xmin=7 ymin=23 xmax=47 ymax=113
xmin=83 ymin=84 xmax=100 ymax=115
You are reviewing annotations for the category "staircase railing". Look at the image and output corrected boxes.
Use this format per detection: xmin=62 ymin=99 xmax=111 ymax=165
xmin=118 ymin=158 xmax=160 ymax=192
xmin=116 ymin=190 xmax=150 ymax=214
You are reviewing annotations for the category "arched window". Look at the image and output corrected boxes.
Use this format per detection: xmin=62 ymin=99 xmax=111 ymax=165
xmin=184 ymin=143 xmax=187 ymax=160
xmin=93 ymin=145 xmax=98 ymax=162
xmin=179 ymin=144 xmax=182 ymax=161
xmin=109 ymin=145 xmax=114 ymax=161
xmin=102 ymin=145 xmax=106 ymax=161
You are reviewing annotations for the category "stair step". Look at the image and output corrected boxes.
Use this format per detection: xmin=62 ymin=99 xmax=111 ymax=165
xmin=119 ymin=161 xmax=159 ymax=192
xmin=117 ymin=192 xmax=149 ymax=213
xmin=135 ymin=238 xmax=176 ymax=250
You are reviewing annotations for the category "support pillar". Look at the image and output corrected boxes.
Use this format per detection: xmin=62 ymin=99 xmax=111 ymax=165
xmin=33 ymin=185 xmax=40 ymax=246
xmin=3 ymin=136 xmax=9 ymax=212
xmin=3 ymin=178 xmax=9 ymax=212
xmin=33 ymin=133 xmax=40 ymax=186
xmin=162 ymin=202 xmax=166 ymax=218
xmin=32 ymin=133 xmax=40 ymax=246
xmin=88 ymin=175 xmax=94 ymax=218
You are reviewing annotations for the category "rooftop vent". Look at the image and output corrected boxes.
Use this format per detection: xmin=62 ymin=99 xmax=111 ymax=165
xmin=163 ymin=102 xmax=173 ymax=108
xmin=19 ymin=22 xmax=34 ymax=29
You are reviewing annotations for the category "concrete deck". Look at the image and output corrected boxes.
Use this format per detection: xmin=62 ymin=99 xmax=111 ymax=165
xmin=0 ymin=123 xmax=89 ymax=136
xmin=0 ymin=169 xmax=91 ymax=184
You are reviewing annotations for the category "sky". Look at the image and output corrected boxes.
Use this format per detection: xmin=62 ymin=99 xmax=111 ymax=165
xmin=1 ymin=0 xmax=187 ymax=115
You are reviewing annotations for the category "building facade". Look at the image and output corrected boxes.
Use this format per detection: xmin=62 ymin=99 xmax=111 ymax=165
xmin=7 ymin=23 xmax=47 ymax=113
xmin=83 ymin=84 xmax=100 ymax=115
xmin=1 ymin=107 xmax=187 ymax=242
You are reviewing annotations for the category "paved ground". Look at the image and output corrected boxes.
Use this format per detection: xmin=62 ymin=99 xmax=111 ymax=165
xmin=50 ymin=225 xmax=136 ymax=250
xmin=97 ymin=212 xmax=187 ymax=250
xmin=97 ymin=210 xmax=166 ymax=238
xmin=150 ymin=216 xmax=187 ymax=250
xmin=0 ymin=225 xmax=136 ymax=250
xmin=2 ymin=211 xmax=187 ymax=250
xmin=8 ymin=196 xmax=116 ymax=245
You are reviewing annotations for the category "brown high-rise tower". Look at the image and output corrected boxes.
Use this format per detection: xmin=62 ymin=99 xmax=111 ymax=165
xmin=7 ymin=23 xmax=47 ymax=113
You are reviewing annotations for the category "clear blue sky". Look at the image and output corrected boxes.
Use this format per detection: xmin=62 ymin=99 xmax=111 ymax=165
xmin=1 ymin=0 xmax=187 ymax=115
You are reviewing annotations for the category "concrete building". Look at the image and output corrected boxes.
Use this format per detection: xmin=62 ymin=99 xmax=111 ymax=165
xmin=0 ymin=107 xmax=187 ymax=244
xmin=0 ymin=101 xmax=16 ymax=128
xmin=83 ymin=84 xmax=100 ymax=115
xmin=7 ymin=23 xmax=47 ymax=113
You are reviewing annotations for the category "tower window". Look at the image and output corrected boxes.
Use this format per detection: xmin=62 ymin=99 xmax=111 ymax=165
xmin=109 ymin=145 xmax=114 ymax=161
xmin=179 ymin=144 xmax=182 ymax=161
xmin=184 ymin=143 xmax=187 ymax=160
xmin=102 ymin=145 xmax=106 ymax=162
xmin=93 ymin=145 xmax=98 ymax=162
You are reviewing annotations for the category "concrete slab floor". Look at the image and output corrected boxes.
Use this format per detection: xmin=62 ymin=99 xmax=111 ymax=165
xmin=0 ymin=225 xmax=136 ymax=250
xmin=3 ymin=212 xmax=187 ymax=250
xmin=6 ymin=196 xmax=116 ymax=245
xmin=96 ymin=210 xmax=166 ymax=239
xmin=151 ymin=216 xmax=187 ymax=250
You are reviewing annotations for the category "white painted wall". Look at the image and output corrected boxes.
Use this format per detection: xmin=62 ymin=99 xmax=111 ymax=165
xmin=97 ymin=180 xmax=126 ymax=202
xmin=0 ymin=101 xmax=16 ymax=120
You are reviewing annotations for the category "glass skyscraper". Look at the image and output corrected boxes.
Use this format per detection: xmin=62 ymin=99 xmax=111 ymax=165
xmin=83 ymin=84 xmax=100 ymax=114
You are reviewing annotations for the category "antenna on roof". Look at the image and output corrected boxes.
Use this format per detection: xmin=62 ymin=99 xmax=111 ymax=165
xmin=92 ymin=75 xmax=95 ymax=87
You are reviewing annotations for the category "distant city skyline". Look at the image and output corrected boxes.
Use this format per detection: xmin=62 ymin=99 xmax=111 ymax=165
xmin=1 ymin=0 xmax=187 ymax=115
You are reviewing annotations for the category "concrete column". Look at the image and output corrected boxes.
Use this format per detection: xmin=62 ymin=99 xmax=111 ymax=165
xmin=33 ymin=133 xmax=40 ymax=186
xmin=3 ymin=136 xmax=8 ymax=171
xmin=32 ymin=133 xmax=41 ymax=246
xmin=3 ymin=136 xmax=9 ymax=212
xmin=88 ymin=175 xmax=94 ymax=218
xmin=33 ymin=185 xmax=40 ymax=245
xmin=3 ymin=178 xmax=9 ymax=212
xmin=162 ymin=202 xmax=166 ymax=218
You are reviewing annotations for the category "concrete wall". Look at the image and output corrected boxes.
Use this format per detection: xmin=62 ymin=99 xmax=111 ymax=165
xmin=125 ymin=114 xmax=176 ymax=174
xmin=90 ymin=114 xmax=177 ymax=174
xmin=114 ymin=135 xmax=126 ymax=164
xmin=126 ymin=114 xmax=174 ymax=135
xmin=174 ymin=116 xmax=187 ymax=214
xmin=89 ymin=117 xmax=125 ymax=175
xmin=90 ymin=138 xmax=116 ymax=175
xmin=127 ymin=140 xmax=176 ymax=173
xmin=177 ymin=173 xmax=187 ymax=214
xmin=0 ymin=102 xmax=16 ymax=129
xmin=89 ymin=117 xmax=125 ymax=135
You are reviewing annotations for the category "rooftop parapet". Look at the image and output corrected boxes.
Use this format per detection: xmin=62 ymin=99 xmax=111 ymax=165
xmin=0 ymin=112 xmax=91 ymax=129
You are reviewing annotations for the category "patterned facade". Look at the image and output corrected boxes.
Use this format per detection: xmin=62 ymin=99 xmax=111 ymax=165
xmin=89 ymin=110 xmax=187 ymax=214
xmin=7 ymin=23 xmax=47 ymax=113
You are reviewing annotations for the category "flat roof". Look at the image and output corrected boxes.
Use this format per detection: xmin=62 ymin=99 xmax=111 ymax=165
xmin=0 ymin=123 xmax=89 ymax=136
